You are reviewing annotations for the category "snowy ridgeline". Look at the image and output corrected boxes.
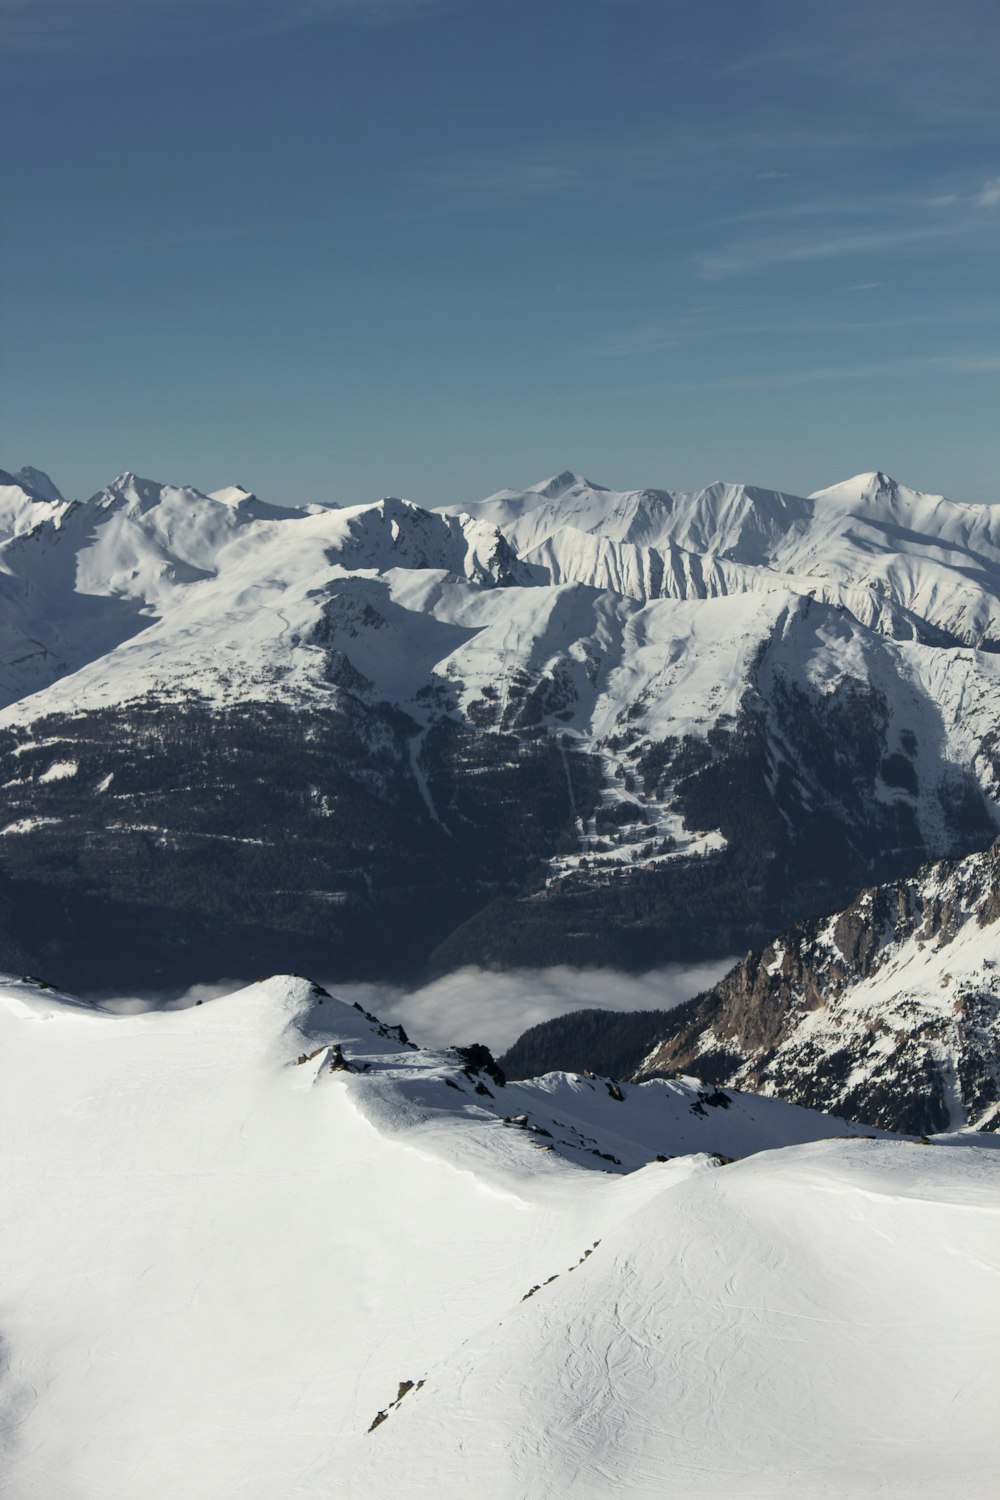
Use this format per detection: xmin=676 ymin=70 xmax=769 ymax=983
xmin=1 ymin=972 xmax=998 ymax=1499
xmin=3 ymin=464 xmax=1000 ymax=744
xmin=0 ymin=462 xmax=999 ymax=990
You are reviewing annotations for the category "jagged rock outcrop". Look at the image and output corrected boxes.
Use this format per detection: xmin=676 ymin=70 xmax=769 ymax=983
xmin=634 ymin=839 xmax=1000 ymax=1135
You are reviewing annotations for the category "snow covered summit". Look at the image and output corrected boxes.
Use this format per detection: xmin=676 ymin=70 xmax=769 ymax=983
xmin=0 ymin=465 xmax=70 ymax=537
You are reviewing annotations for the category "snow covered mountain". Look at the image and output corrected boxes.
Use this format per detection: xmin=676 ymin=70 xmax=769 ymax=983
xmin=507 ymin=837 xmax=1000 ymax=1136
xmin=631 ymin=836 xmax=1000 ymax=1134
xmin=463 ymin=468 xmax=1000 ymax=646
xmin=0 ymin=466 xmax=69 ymax=538
xmin=2 ymin=971 xmax=997 ymax=1499
xmin=0 ymin=463 xmax=998 ymax=988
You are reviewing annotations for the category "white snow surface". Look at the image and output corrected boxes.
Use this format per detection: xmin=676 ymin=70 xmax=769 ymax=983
xmin=2 ymin=464 xmax=999 ymax=724
xmin=0 ymin=469 xmax=69 ymax=539
xmin=356 ymin=1137 xmax=1000 ymax=1500
xmin=1 ymin=973 xmax=997 ymax=1499
xmin=459 ymin=469 xmax=1000 ymax=646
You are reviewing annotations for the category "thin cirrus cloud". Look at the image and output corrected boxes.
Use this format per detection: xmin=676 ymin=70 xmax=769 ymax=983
xmin=695 ymin=222 xmax=981 ymax=279
xmin=594 ymin=303 xmax=1000 ymax=360
xmin=411 ymin=116 xmax=953 ymax=208
xmin=676 ymin=172 xmax=1000 ymax=290
xmin=407 ymin=106 xmax=1000 ymax=223
xmin=760 ymin=352 xmax=1000 ymax=383
xmin=716 ymin=184 xmax=987 ymax=227
xmin=721 ymin=2 xmax=1000 ymax=91
xmin=589 ymin=353 xmax=1000 ymax=402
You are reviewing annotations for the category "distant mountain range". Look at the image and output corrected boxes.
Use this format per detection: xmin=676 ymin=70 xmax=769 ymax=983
xmin=0 ymin=462 xmax=998 ymax=988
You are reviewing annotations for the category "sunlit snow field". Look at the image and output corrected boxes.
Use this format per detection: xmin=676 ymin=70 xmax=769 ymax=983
xmin=1 ymin=973 xmax=997 ymax=1499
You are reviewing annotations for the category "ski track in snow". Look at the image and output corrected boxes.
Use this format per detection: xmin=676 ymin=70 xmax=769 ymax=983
xmin=0 ymin=973 xmax=997 ymax=1499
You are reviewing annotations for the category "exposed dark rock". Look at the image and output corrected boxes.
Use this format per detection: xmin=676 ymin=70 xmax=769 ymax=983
xmin=505 ymin=840 xmax=1000 ymax=1135
xmin=451 ymin=1044 xmax=507 ymax=1088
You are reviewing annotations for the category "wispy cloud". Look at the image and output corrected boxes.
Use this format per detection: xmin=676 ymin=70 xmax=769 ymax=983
xmin=717 ymin=184 xmax=984 ymax=228
xmin=721 ymin=0 xmax=1000 ymax=130
xmin=580 ymin=352 xmax=1000 ymax=403
xmin=937 ymin=354 xmax=1000 ymax=374
xmin=595 ymin=302 xmax=1000 ymax=359
xmin=677 ymin=173 xmax=1000 ymax=282
xmin=407 ymin=102 xmax=1000 ymax=229
xmin=696 ymin=222 xmax=982 ymax=279
xmin=405 ymin=98 xmax=983 ymax=217
xmin=780 ymin=353 xmax=1000 ymax=384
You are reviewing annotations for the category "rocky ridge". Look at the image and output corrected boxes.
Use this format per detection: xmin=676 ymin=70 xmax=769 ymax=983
xmin=629 ymin=838 xmax=1000 ymax=1134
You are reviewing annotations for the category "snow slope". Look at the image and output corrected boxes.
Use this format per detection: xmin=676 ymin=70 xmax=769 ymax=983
xmin=4 ymin=462 xmax=999 ymax=728
xmin=0 ymin=467 xmax=69 ymax=540
xmin=0 ymin=974 xmax=995 ymax=1499
xmin=0 ymin=475 xmax=524 ymax=716
xmin=356 ymin=1137 xmax=1000 ymax=1500
xmin=461 ymin=469 xmax=1000 ymax=647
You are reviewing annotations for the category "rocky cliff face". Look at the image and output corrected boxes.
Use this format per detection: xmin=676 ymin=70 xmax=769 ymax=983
xmin=633 ymin=840 xmax=1000 ymax=1135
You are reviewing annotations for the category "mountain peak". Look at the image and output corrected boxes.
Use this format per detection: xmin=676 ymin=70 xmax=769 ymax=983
xmin=374 ymin=496 xmax=421 ymax=518
xmin=810 ymin=470 xmax=906 ymax=504
xmin=92 ymin=472 xmax=162 ymax=512
xmin=209 ymin=484 xmax=256 ymax=507
xmin=98 ymin=472 xmax=216 ymax=512
xmin=857 ymin=470 xmax=898 ymax=495
xmin=101 ymin=471 xmax=146 ymax=499
xmin=528 ymin=471 xmax=607 ymax=499
xmin=13 ymin=467 xmax=65 ymax=503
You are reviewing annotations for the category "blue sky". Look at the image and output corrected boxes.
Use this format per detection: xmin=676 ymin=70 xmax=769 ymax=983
xmin=2 ymin=0 xmax=999 ymax=504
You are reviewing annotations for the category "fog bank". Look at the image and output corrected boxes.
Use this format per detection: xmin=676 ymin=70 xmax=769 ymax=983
xmin=90 ymin=958 xmax=736 ymax=1057
xmin=328 ymin=960 xmax=735 ymax=1055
